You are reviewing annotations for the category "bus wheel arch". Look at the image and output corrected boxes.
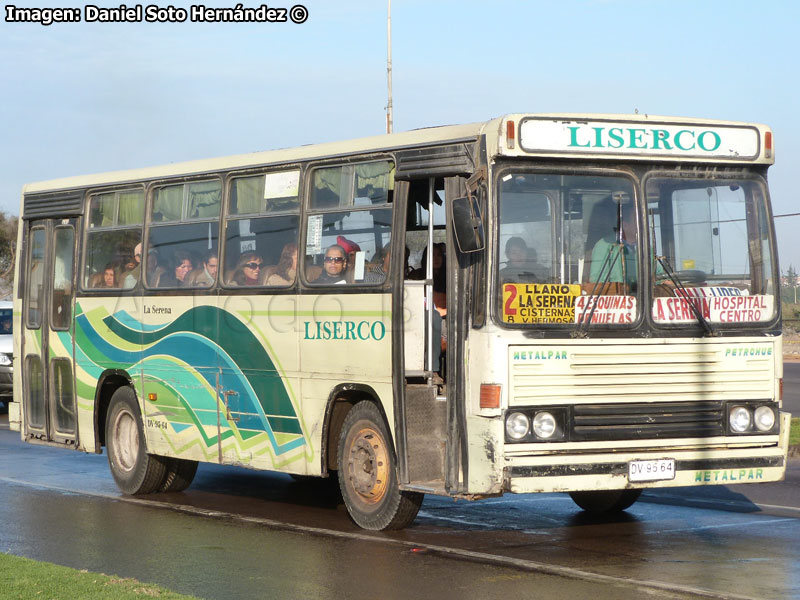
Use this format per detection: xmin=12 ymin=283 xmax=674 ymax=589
xmin=93 ymin=370 xmax=136 ymax=453
xmin=322 ymin=384 xmax=390 ymax=475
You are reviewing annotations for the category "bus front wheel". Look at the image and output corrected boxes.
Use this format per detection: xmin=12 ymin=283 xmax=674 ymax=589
xmin=337 ymin=401 xmax=422 ymax=530
xmin=569 ymin=489 xmax=642 ymax=514
xmin=105 ymin=386 xmax=167 ymax=495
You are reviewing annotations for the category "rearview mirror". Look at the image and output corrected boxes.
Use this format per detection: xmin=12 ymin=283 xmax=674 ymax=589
xmin=452 ymin=195 xmax=485 ymax=253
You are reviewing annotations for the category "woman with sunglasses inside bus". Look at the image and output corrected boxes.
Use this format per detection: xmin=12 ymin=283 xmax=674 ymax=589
xmin=314 ymin=244 xmax=347 ymax=284
xmin=231 ymin=252 xmax=264 ymax=286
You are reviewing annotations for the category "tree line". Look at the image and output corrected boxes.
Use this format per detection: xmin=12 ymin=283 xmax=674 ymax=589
xmin=0 ymin=212 xmax=18 ymax=298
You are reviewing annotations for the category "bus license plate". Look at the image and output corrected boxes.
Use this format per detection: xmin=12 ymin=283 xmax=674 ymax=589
xmin=628 ymin=459 xmax=676 ymax=482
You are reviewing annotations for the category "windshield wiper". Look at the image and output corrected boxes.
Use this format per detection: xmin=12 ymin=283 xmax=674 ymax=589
xmin=573 ymin=243 xmax=622 ymax=338
xmin=655 ymin=256 xmax=716 ymax=336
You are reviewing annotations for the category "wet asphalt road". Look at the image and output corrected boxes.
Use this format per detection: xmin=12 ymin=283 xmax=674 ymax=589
xmin=2 ymin=411 xmax=800 ymax=600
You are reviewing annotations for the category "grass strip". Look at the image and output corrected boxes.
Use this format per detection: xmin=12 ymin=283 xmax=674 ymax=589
xmin=790 ymin=417 xmax=800 ymax=447
xmin=0 ymin=553 xmax=199 ymax=600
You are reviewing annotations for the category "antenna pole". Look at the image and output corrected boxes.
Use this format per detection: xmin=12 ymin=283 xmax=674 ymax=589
xmin=386 ymin=0 xmax=393 ymax=134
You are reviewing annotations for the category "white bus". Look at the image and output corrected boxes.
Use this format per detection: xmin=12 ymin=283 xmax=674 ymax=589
xmin=9 ymin=114 xmax=789 ymax=530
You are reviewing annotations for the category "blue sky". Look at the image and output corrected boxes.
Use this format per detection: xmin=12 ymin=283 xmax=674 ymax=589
xmin=2 ymin=0 xmax=799 ymax=268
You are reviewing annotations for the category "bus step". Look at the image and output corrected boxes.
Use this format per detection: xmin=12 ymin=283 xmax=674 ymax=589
xmin=401 ymin=481 xmax=447 ymax=496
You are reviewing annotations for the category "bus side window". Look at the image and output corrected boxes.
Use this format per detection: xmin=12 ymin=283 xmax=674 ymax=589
xmin=83 ymin=189 xmax=144 ymax=291
xmin=304 ymin=209 xmax=392 ymax=286
xmin=222 ymin=215 xmax=299 ymax=288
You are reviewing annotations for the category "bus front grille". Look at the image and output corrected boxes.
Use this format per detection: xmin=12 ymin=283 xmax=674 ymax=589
xmin=509 ymin=342 xmax=775 ymax=406
xmin=571 ymin=401 xmax=725 ymax=440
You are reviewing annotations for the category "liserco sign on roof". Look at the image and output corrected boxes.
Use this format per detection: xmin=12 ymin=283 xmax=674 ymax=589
xmin=518 ymin=118 xmax=761 ymax=160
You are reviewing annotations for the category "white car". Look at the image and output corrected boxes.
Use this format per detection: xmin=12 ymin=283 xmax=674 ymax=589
xmin=0 ymin=301 xmax=12 ymax=407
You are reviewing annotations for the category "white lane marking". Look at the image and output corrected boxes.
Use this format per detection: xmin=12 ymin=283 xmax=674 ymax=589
xmin=752 ymin=502 xmax=800 ymax=514
xmin=650 ymin=517 xmax=796 ymax=535
xmin=0 ymin=475 xmax=767 ymax=600
xmin=642 ymin=492 xmax=800 ymax=515
xmin=416 ymin=511 xmax=497 ymax=528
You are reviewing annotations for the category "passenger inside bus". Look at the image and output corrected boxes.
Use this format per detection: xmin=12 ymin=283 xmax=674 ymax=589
xmin=159 ymin=251 xmax=194 ymax=288
xmin=102 ymin=264 xmax=116 ymax=288
xmin=230 ymin=252 xmax=263 ymax=286
xmin=185 ymin=250 xmax=218 ymax=287
xmin=90 ymin=262 xmax=118 ymax=288
xmin=365 ymin=244 xmax=390 ymax=283
xmin=315 ymin=244 xmax=348 ymax=284
xmin=146 ymin=249 xmax=165 ymax=288
xmin=122 ymin=243 xmax=143 ymax=288
xmin=587 ymin=197 xmax=638 ymax=291
xmin=176 ymin=253 xmax=194 ymax=286
xmin=410 ymin=243 xmax=447 ymax=313
xmin=336 ymin=236 xmax=360 ymax=283
xmin=266 ymin=242 xmax=298 ymax=286
xmin=500 ymin=237 xmax=546 ymax=283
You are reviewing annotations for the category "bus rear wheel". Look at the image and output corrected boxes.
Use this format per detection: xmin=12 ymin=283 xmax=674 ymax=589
xmin=105 ymin=386 xmax=167 ymax=495
xmin=569 ymin=489 xmax=642 ymax=514
xmin=337 ymin=401 xmax=422 ymax=530
xmin=159 ymin=457 xmax=199 ymax=493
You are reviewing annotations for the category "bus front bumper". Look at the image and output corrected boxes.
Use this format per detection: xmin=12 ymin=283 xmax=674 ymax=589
xmin=504 ymin=412 xmax=790 ymax=494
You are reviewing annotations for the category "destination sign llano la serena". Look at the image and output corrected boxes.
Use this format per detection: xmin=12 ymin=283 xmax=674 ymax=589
xmin=518 ymin=119 xmax=761 ymax=160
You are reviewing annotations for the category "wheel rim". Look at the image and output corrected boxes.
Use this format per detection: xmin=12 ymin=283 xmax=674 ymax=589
xmin=111 ymin=408 xmax=139 ymax=474
xmin=346 ymin=426 xmax=389 ymax=505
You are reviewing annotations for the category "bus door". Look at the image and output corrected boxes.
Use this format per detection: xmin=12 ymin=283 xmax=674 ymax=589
xmin=400 ymin=177 xmax=449 ymax=487
xmin=21 ymin=218 xmax=79 ymax=445
xmin=398 ymin=174 xmax=475 ymax=492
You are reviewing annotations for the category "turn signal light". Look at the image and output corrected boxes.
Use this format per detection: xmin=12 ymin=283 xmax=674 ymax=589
xmin=765 ymin=131 xmax=773 ymax=159
xmin=506 ymin=120 xmax=516 ymax=149
xmin=480 ymin=384 xmax=501 ymax=409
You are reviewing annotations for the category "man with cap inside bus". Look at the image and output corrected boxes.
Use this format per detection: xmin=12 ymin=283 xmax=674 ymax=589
xmin=337 ymin=235 xmax=361 ymax=283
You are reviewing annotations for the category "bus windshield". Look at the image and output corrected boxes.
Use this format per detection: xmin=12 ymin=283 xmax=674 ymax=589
xmin=498 ymin=171 xmax=639 ymax=327
xmin=646 ymin=175 xmax=776 ymax=325
xmin=497 ymin=170 xmax=776 ymax=329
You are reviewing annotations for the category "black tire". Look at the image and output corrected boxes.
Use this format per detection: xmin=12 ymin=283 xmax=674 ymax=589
xmin=569 ymin=489 xmax=642 ymax=514
xmin=159 ymin=457 xmax=199 ymax=493
xmin=105 ymin=386 xmax=167 ymax=495
xmin=337 ymin=401 xmax=423 ymax=530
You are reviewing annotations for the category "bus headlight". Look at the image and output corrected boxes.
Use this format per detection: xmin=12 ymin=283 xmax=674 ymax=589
xmin=506 ymin=412 xmax=530 ymax=440
xmin=532 ymin=411 xmax=557 ymax=439
xmin=729 ymin=406 xmax=752 ymax=433
xmin=754 ymin=406 xmax=776 ymax=432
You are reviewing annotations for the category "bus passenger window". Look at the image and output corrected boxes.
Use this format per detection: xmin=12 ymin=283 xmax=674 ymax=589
xmin=310 ymin=161 xmax=394 ymax=210
xmin=304 ymin=208 xmax=392 ymax=286
xmin=222 ymin=215 xmax=299 ymax=288
xmin=146 ymin=223 xmax=219 ymax=289
xmin=83 ymin=189 xmax=143 ymax=291
xmin=230 ymin=170 xmax=300 ymax=215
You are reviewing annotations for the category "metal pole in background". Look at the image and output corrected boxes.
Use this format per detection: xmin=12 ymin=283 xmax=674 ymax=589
xmin=386 ymin=0 xmax=393 ymax=134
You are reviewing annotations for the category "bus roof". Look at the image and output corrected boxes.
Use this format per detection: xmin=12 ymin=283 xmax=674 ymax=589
xmin=22 ymin=113 xmax=773 ymax=195
xmin=22 ymin=121 xmax=486 ymax=195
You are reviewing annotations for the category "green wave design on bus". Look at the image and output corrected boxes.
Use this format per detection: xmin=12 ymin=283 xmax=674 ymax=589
xmin=73 ymin=303 xmax=306 ymax=457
